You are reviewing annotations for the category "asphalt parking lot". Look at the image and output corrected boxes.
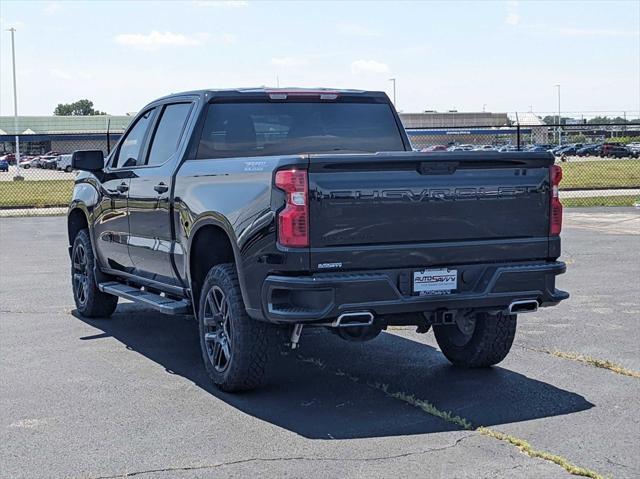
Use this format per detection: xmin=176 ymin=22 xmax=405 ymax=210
xmin=1 ymin=209 xmax=639 ymax=479
xmin=0 ymin=165 xmax=74 ymax=182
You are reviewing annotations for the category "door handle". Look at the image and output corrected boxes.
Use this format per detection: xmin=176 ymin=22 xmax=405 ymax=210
xmin=116 ymin=182 xmax=129 ymax=193
xmin=154 ymin=182 xmax=169 ymax=194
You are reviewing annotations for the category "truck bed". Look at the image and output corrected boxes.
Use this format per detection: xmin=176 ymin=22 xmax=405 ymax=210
xmin=308 ymin=151 xmax=555 ymax=272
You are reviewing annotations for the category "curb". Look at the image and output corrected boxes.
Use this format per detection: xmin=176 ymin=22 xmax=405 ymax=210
xmin=0 ymin=207 xmax=67 ymax=217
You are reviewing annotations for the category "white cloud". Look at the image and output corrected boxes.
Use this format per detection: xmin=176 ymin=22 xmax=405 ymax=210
xmin=49 ymin=68 xmax=94 ymax=81
xmin=504 ymin=0 xmax=520 ymax=25
xmin=271 ymin=57 xmax=309 ymax=67
xmin=350 ymin=59 xmax=389 ymax=74
xmin=114 ymin=31 xmax=209 ymax=50
xmin=43 ymin=2 xmax=62 ymax=15
xmin=505 ymin=12 xmax=521 ymax=25
xmin=337 ymin=22 xmax=380 ymax=37
xmin=193 ymin=0 xmax=248 ymax=7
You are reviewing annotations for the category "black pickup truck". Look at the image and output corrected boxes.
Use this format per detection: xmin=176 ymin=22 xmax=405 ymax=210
xmin=68 ymin=88 xmax=568 ymax=391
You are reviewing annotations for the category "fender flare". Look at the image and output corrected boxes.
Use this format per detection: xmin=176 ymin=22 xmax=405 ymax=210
xmin=68 ymin=179 xmax=100 ymax=260
xmin=185 ymin=214 xmax=251 ymax=308
xmin=67 ymin=201 xmax=92 ymax=248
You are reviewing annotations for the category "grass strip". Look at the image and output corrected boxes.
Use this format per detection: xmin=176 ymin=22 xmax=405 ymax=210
xmin=0 ymin=180 xmax=74 ymax=208
xmin=560 ymin=159 xmax=640 ymax=189
xmin=477 ymin=428 xmax=604 ymax=479
xmin=562 ymin=195 xmax=638 ymax=208
xmin=535 ymin=349 xmax=640 ymax=379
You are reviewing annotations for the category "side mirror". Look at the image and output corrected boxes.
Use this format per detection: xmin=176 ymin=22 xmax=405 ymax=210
xmin=71 ymin=150 xmax=104 ymax=172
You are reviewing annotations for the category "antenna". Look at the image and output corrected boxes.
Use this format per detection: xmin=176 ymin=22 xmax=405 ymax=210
xmin=106 ymin=118 xmax=111 ymax=154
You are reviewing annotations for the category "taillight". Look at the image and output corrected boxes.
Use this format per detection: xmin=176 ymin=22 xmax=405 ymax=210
xmin=275 ymin=169 xmax=309 ymax=247
xmin=550 ymin=164 xmax=563 ymax=235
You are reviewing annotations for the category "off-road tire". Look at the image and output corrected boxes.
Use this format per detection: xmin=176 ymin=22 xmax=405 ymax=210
xmin=71 ymin=229 xmax=118 ymax=318
xmin=434 ymin=312 xmax=516 ymax=368
xmin=198 ymin=263 xmax=279 ymax=392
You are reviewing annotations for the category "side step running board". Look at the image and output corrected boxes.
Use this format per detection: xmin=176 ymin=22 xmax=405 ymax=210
xmin=99 ymin=282 xmax=191 ymax=315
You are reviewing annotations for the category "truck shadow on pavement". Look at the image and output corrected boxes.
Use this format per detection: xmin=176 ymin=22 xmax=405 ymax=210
xmin=74 ymin=304 xmax=594 ymax=440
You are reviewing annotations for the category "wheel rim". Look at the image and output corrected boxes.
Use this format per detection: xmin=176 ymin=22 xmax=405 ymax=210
xmin=72 ymin=243 xmax=89 ymax=307
xmin=203 ymin=285 xmax=232 ymax=373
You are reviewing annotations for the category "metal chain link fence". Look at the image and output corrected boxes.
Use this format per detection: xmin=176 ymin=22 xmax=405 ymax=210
xmin=1 ymin=133 xmax=121 ymax=213
xmin=1 ymin=122 xmax=638 ymax=213
xmin=407 ymin=123 xmax=640 ymax=208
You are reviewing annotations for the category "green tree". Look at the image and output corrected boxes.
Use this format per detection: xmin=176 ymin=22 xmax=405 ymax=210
xmin=54 ymin=99 xmax=106 ymax=116
xmin=586 ymin=116 xmax=635 ymax=125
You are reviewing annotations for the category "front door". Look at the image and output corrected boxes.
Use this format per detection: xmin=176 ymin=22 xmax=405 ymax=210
xmin=92 ymin=171 xmax=133 ymax=273
xmin=127 ymin=102 xmax=193 ymax=286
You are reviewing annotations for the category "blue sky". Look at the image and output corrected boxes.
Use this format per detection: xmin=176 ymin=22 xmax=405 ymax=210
xmin=1 ymin=0 xmax=638 ymax=116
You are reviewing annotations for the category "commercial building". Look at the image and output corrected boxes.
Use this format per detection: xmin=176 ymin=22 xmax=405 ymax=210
xmin=0 ymin=115 xmax=130 ymax=155
xmin=400 ymin=111 xmax=549 ymax=148
xmin=0 ymin=110 xmax=551 ymax=155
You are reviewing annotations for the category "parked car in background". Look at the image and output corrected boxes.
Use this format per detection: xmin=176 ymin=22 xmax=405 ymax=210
xmin=555 ymin=144 xmax=584 ymax=159
xmin=551 ymin=143 xmax=583 ymax=156
xmin=526 ymin=146 xmax=548 ymax=153
xmin=40 ymin=150 xmax=61 ymax=158
xmin=421 ymin=145 xmax=447 ymax=152
xmin=57 ymin=154 xmax=73 ymax=172
xmin=549 ymin=146 xmax=563 ymax=155
xmin=448 ymin=144 xmax=474 ymax=151
xmin=40 ymin=156 xmax=60 ymax=169
xmin=601 ymin=144 xmax=638 ymax=158
xmin=554 ymin=145 xmax=575 ymax=157
xmin=19 ymin=157 xmax=40 ymax=169
xmin=473 ymin=144 xmax=497 ymax=151
xmin=627 ymin=142 xmax=640 ymax=154
xmin=0 ymin=158 xmax=8 ymax=172
xmin=0 ymin=153 xmax=16 ymax=165
xmin=576 ymin=144 xmax=602 ymax=157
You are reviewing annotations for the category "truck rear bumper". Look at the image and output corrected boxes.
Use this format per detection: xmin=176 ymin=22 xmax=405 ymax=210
xmin=257 ymin=261 xmax=568 ymax=323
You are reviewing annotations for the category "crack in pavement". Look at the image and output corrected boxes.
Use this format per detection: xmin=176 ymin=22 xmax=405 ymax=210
xmin=605 ymin=456 xmax=633 ymax=469
xmin=85 ymin=434 xmax=476 ymax=479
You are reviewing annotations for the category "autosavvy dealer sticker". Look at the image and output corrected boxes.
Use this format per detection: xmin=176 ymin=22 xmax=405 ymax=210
xmin=413 ymin=268 xmax=458 ymax=295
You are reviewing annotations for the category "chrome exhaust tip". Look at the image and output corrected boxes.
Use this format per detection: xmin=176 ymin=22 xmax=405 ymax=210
xmin=508 ymin=300 xmax=539 ymax=314
xmin=332 ymin=311 xmax=374 ymax=328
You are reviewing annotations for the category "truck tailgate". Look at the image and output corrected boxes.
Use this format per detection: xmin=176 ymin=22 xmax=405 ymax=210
xmin=308 ymin=151 xmax=554 ymax=271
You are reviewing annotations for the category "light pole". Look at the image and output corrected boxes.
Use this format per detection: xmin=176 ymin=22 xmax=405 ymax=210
xmin=7 ymin=27 xmax=22 ymax=178
xmin=555 ymin=84 xmax=561 ymax=146
xmin=389 ymin=78 xmax=396 ymax=107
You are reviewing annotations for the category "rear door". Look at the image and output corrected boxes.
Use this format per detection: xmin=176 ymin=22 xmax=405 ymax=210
xmin=127 ymin=101 xmax=194 ymax=285
xmin=308 ymin=151 xmax=553 ymax=271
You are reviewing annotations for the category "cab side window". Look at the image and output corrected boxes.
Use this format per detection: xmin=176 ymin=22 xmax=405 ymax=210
xmin=114 ymin=108 xmax=155 ymax=168
xmin=146 ymin=103 xmax=192 ymax=167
